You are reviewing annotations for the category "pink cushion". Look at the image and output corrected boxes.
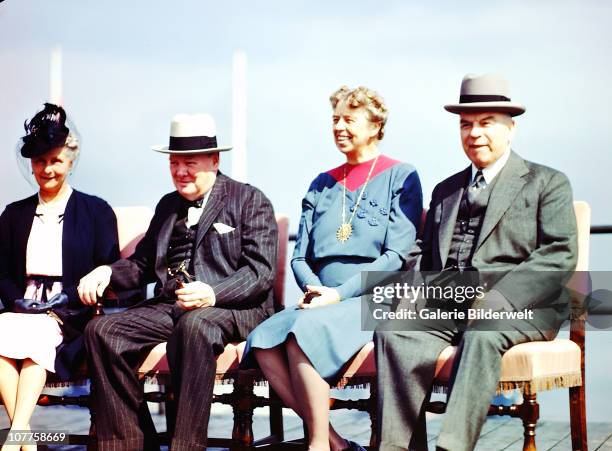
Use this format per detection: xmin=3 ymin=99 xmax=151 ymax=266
xmin=333 ymin=342 xmax=455 ymax=384
xmin=138 ymin=342 xmax=240 ymax=377
xmin=339 ymin=342 xmax=376 ymax=379
xmin=112 ymin=207 xmax=154 ymax=259
xmin=433 ymin=346 xmax=458 ymax=383
xmin=139 ymin=342 xmax=170 ymax=374
xmin=235 ymin=341 xmax=246 ymax=359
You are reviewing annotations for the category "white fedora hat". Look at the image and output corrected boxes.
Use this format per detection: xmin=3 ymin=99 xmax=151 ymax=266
xmin=444 ymin=73 xmax=525 ymax=116
xmin=152 ymin=113 xmax=232 ymax=154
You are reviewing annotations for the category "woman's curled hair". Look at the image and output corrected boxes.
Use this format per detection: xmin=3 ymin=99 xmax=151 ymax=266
xmin=330 ymin=86 xmax=388 ymax=140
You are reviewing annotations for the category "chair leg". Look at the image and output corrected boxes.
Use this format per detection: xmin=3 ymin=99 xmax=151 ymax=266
xmin=268 ymin=388 xmax=285 ymax=442
xmin=369 ymin=382 xmax=378 ymax=448
xmin=569 ymin=385 xmax=588 ymax=450
xmin=231 ymin=374 xmax=255 ymax=449
xmin=87 ymin=406 xmax=98 ymax=451
xmin=520 ymin=393 xmax=539 ymax=451
xmin=165 ymin=387 xmax=177 ymax=441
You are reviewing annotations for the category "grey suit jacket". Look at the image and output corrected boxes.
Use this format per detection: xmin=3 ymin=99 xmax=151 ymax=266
xmin=109 ymin=173 xmax=278 ymax=312
xmin=408 ymin=151 xmax=578 ymax=327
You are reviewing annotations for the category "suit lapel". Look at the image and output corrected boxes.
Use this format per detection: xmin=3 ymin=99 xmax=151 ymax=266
xmin=195 ymin=175 xmax=228 ymax=248
xmin=61 ymin=191 xmax=77 ymax=283
xmin=15 ymin=195 xmax=38 ymax=282
xmin=476 ymin=151 xmax=529 ymax=250
xmin=438 ymin=167 xmax=470 ymax=267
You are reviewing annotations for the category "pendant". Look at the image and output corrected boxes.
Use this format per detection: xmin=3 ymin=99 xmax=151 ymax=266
xmin=336 ymin=223 xmax=353 ymax=242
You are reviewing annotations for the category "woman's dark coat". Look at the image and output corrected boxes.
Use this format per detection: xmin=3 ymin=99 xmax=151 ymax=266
xmin=0 ymin=190 xmax=119 ymax=379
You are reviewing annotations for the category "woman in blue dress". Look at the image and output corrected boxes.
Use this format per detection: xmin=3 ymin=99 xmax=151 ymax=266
xmin=243 ymin=86 xmax=422 ymax=451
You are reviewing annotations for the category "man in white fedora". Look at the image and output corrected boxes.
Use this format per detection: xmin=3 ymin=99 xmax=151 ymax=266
xmin=374 ymin=74 xmax=578 ymax=450
xmin=78 ymin=114 xmax=278 ymax=450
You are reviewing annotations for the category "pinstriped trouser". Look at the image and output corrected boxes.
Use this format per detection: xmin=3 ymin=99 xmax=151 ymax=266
xmin=84 ymin=300 xmax=268 ymax=451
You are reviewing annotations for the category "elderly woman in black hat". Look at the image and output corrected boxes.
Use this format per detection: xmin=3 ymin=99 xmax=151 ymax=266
xmin=0 ymin=103 xmax=119 ymax=449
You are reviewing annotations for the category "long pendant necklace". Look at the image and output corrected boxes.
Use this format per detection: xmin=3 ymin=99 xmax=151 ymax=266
xmin=336 ymin=154 xmax=379 ymax=243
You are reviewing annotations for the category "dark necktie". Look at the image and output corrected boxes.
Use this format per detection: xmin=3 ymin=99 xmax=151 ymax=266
xmin=466 ymin=170 xmax=486 ymax=205
xmin=185 ymin=197 xmax=204 ymax=208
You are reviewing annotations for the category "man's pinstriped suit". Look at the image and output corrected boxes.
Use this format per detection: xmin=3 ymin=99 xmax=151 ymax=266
xmin=85 ymin=173 xmax=278 ymax=451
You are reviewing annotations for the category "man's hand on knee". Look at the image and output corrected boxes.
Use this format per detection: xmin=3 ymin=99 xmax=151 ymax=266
xmin=175 ymin=281 xmax=216 ymax=310
xmin=78 ymin=265 xmax=112 ymax=305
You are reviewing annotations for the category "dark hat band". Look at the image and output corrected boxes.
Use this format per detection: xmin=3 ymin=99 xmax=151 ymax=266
xmin=168 ymin=135 xmax=218 ymax=151
xmin=459 ymin=94 xmax=511 ymax=104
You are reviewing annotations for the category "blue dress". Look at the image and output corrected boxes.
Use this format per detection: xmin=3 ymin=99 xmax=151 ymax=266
xmin=242 ymin=155 xmax=422 ymax=383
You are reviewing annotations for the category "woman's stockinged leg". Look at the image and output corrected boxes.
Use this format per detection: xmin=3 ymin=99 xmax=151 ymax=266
xmin=11 ymin=359 xmax=45 ymax=451
xmin=0 ymin=356 xmax=19 ymax=422
xmin=0 ymin=358 xmax=42 ymax=451
xmin=285 ymin=336 xmax=350 ymax=451
xmin=11 ymin=359 xmax=46 ymax=428
xmin=11 ymin=359 xmax=47 ymax=451
xmin=254 ymin=346 xmax=304 ymax=413
xmin=255 ymin=343 xmax=349 ymax=451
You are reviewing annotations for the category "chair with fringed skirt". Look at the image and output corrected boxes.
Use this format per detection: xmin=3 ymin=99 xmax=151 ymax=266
xmin=317 ymin=202 xmax=590 ymax=451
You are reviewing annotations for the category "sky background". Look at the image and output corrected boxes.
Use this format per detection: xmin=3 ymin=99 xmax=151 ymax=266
xmin=1 ymin=0 xmax=611 ymax=422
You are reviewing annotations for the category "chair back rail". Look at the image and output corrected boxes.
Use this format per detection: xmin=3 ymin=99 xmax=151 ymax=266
xmin=113 ymin=206 xmax=155 ymax=259
xmin=569 ymin=201 xmax=591 ymax=451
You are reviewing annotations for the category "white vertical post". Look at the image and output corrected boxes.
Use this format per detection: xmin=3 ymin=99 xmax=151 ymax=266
xmin=49 ymin=46 xmax=63 ymax=106
xmin=232 ymin=51 xmax=247 ymax=182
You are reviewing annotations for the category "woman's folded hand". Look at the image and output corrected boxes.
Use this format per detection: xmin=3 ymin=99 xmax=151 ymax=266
xmin=297 ymin=285 xmax=341 ymax=309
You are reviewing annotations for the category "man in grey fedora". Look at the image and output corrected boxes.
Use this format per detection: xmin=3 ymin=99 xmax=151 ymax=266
xmin=374 ymin=74 xmax=578 ymax=450
xmin=78 ymin=114 xmax=278 ymax=450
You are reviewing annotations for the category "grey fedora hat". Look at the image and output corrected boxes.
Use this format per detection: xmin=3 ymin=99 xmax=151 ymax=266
xmin=444 ymin=73 xmax=525 ymax=116
xmin=152 ymin=113 xmax=232 ymax=154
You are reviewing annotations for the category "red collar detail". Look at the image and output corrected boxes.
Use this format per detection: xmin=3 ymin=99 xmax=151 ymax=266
xmin=326 ymin=155 xmax=401 ymax=191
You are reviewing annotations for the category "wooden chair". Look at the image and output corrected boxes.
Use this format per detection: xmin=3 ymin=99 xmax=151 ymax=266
xmin=322 ymin=201 xmax=591 ymax=451
xmin=138 ymin=214 xmax=290 ymax=448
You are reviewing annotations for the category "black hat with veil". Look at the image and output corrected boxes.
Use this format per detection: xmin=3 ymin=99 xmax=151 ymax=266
xmin=15 ymin=103 xmax=81 ymax=187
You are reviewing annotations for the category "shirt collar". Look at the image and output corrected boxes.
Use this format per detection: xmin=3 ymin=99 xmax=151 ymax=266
xmin=199 ymin=189 xmax=212 ymax=209
xmin=182 ymin=188 xmax=212 ymax=209
xmin=471 ymin=148 xmax=511 ymax=184
xmin=184 ymin=189 xmax=212 ymax=228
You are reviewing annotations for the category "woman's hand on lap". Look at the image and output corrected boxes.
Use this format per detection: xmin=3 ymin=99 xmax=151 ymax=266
xmin=297 ymin=285 xmax=341 ymax=309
